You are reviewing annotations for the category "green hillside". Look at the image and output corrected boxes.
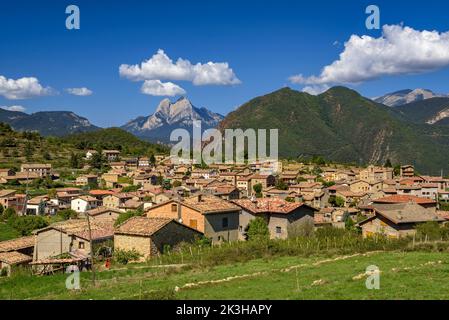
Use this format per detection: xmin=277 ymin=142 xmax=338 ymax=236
xmin=219 ymin=87 xmax=449 ymax=174
xmin=63 ymin=127 xmax=168 ymax=156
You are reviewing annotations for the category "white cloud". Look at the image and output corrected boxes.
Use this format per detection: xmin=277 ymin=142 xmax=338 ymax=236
xmin=119 ymin=49 xmax=241 ymax=86
xmin=301 ymin=85 xmax=330 ymax=95
xmin=290 ymin=24 xmax=449 ymax=87
xmin=66 ymin=87 xmax=93 ymax=96
xmin=0 ymin=76 xmax=53 ymax=99
xmin=1 ymin=105 xmax=26 ymax=112
xmin=141 ymin=80 xmax=186 ymax=96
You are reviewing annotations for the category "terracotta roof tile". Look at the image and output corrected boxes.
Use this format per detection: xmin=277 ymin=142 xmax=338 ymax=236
xmin=0 ymin=251 xmax=32 ymax=265
xmin=0 ymin=236 xmax=35 ymax=252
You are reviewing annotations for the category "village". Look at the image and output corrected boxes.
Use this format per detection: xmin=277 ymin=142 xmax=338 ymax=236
xmin=0 ymin=148 xmax=448 ymax=278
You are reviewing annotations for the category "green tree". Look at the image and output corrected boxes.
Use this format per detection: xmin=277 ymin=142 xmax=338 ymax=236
xmin=56 ymin=209 xmax=78 ymax=220
xmin=335 ymin=196 xmax=345 ymax=207
xmin=69 ymin=152 xmax=81 ymax=169
xmin=23 ymin=142 xmax=34 ymax=161
xmin=9 ymin=216 xmax=48 ymax=236
xmin=416 ymin=221 xmax=442 ymax=241
xmin=246 ymin=217 xmax=270 ymax=241
xmin=89 ymin=151 xmax=106 ymax=170
xmin=42 ymin=151 xmax=52 ymax=161
xmin=275 ymin=179 xmax=288 ymax=191
xmin=253 ymin=183 xmax=263 ymax=197
xmin=172 ymin=180 xmax=182 ymax=188
xmin=1 ymin=207 xmax=17 ymax=221
xmin=149 ymin=154 xmax=156 ymax=165
xmin=384 ymin=158 xmax=392 ymax=168
xmin=0 ymin=204 xmax=3 ymax=215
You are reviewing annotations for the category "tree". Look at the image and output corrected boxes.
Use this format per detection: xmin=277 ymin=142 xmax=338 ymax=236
xmin=69 ymin=152 xmax=81 ymax=169
xmin=9 ymin=216 xmax=48 ymax=236
xmin=149 ymin=154 xmax=156 ymax=165
xmin=1 ymin=207 xmax=17 ymax=221
xmin=246 ymin=217 xmax=270 ymax=241
xmin=23 ymin=142 xmax=34 ymax=161
xmin=384 ymin=158 xmax=392 ymax=168
xmin=172 ymin=180 xmax=182 ymax=188
xmin=335 ymin=196 xmax=345 ymax=208
xmin=253 ymin=183 xmax=263 ymax=197
xmin=275 ymin=179 xmax=288 ymax=191
xmin=57 ymin=209 xmax=78 ymax=220
xmin=89 ymin=152 xmax=106 ymax=170
xmin=0 ymin=204 xmax=3 ymax=215
xmin=42 ymin=151 xmax=52 ymax=161
xmin=416 ymin=221 xmax=443 ymax=241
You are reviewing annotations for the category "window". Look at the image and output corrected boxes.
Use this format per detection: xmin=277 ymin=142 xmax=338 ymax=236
xmin=276 ymin=226 xmax=282 ymax=234
xmin=79 ymin=241 xmax=85 ymax=249
xmin=171 ymin=204 xmax=178 ymax=212
xmin=222 ymin=217 xmax=229 ymax=228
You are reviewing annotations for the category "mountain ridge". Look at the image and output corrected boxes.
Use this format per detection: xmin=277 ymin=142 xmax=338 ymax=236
xmin=219 ymin=86 xmax=449 ymax=174
xmin=121 ymin=97 xmax=224 ymax=143
xmin=0 ymin=108 xmax=100 ymax=136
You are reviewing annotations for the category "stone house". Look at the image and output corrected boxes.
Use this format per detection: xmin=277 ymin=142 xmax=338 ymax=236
xmin=145 ymin=194 xmax=241 ymax=243
xmin=358 ymin=202 xmax=444 ymax=238
xmin=32 ymin=219 xmax=114 ymax=261
xmin=114 ymin=217 xmax=203 ymax=259
xmin=86 ymin=206 xmax=123 ymax=222
xmin=250 ymin=174 xmax=276 ymax=189
xmin=232 ymin=198 xmax=317 ymax=240
xmin=20 ymin=163 xmax=52 ymax=177
xmin=75 ymin=174 xmax=98 ymax=186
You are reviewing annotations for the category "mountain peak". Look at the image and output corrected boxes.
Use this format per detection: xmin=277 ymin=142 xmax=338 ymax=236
xmin=375 ymin=88 xmax=448 ymax=107
xmin=121 ymin=98 xmax=224 ymax=142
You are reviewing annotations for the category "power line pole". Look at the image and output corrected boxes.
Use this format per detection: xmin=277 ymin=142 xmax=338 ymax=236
xmin=85 ymin=213 xmax=96 ymax=286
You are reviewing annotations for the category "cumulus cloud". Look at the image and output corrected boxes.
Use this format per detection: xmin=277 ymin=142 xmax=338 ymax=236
xmin=141 ymin=80 xmax=186 ymax=96
xmin=1 ymin=105 xmax=26 ymax=112
xmin=290 ymin=24 xmax=449 ymax=87
xmin=301 ymin=85 xmax=330 ymax=95
xmin=119 ymin=49 xmax=241 ymax=86
xmin=66 ymin=87 xmax=93 ymax=96
xmin=0 ymin=75 xmax=53 ymax=99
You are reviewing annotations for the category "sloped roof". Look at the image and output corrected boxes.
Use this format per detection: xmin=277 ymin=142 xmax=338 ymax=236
xmin=0 ymin=251 xmax=32 ymax=265
xmin=0 ymin=236 xmax=35 ymax=252
xmin=115 ymin=217 xmax=172 ymax=236
xmin=86 ymin=206 xmax=122 ymax=217
xmin=34 ymin=219 xmax=114 ymax=241
xmin=374 ymin=195 xmax=436 ymax=205
xmin=373 ymin=203 xmax=443 ymax=224
xmin=232 ymin=198 xmax=317 ymax=214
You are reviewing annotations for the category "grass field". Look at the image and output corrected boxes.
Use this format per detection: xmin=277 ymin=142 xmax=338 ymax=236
xmin=1 ymin=251 xmax=449 ymax=300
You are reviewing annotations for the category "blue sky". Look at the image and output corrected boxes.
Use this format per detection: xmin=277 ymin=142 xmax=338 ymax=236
xmin=1 ymin=0 xmax=449 ymax=127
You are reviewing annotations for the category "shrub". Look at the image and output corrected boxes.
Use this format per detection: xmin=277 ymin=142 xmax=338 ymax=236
xmin=56 ymin=209 xmax=78 ymax=220
xmin=246 ymin=217 xmax=270 ymax=241
xmin=113 ymin=249 xmax=142 ymax=264
xmin=9 ymin=216 xmax=48 ymax=236
xmin=1 ymin=207 xmax=17 ymax=221
xmin=416 ymin=221 xmax=443 ymax=241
